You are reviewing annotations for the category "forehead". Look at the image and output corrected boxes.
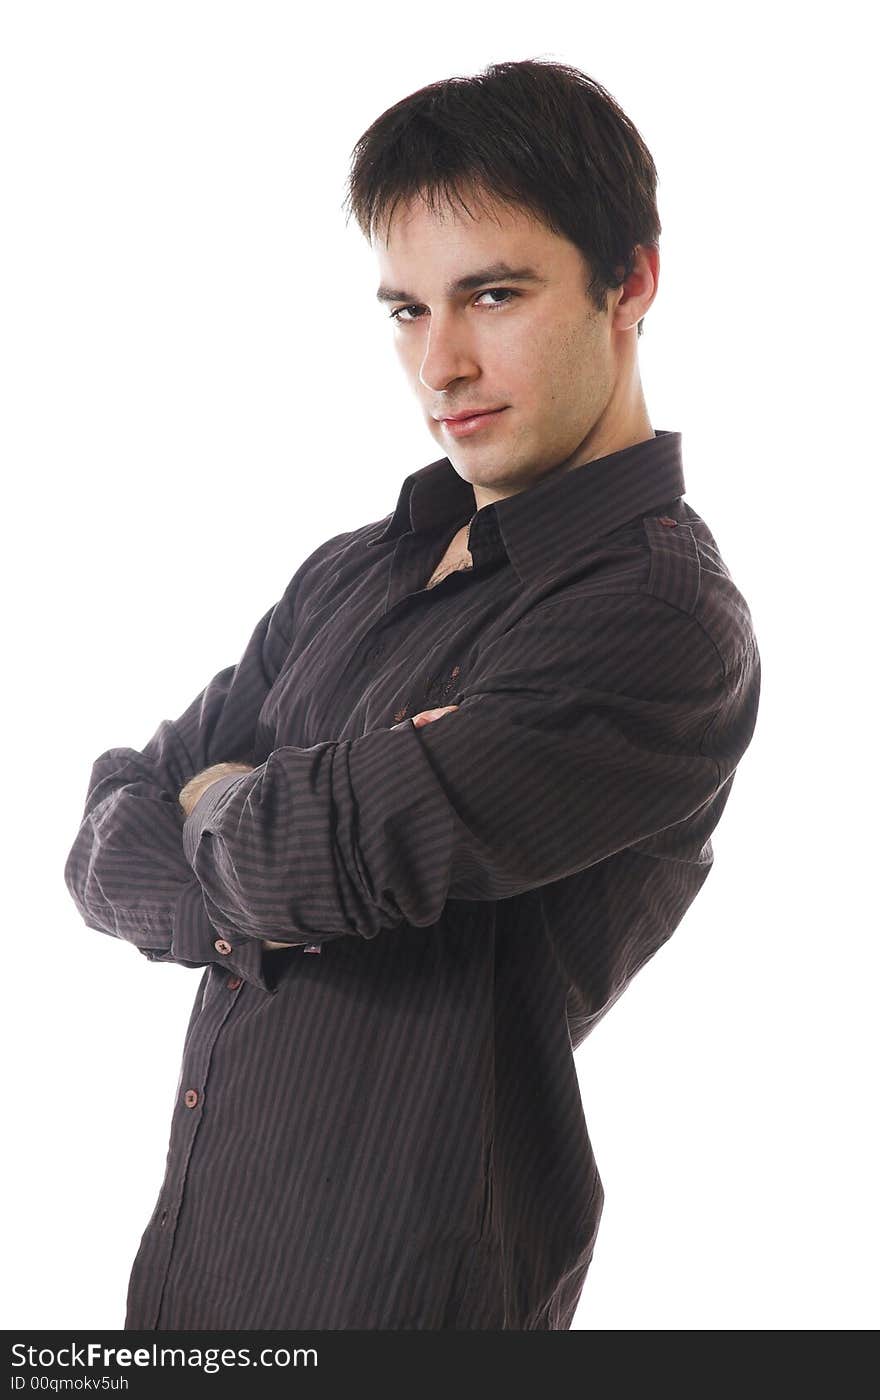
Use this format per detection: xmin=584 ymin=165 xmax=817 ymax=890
xmin=374 ymin=189 xmax=562 ymax=274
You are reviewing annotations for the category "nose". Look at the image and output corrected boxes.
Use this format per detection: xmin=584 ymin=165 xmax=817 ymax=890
xmin=418 ymin=313 xmax=478 ymax=393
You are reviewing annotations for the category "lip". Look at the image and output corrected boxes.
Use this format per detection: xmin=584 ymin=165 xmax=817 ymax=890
xmin=438 ymin=407 xmax=508 ymax=437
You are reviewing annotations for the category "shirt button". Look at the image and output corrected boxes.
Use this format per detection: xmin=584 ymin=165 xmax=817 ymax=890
xmin=226 ymin=975 xmax=242 ymax=990
xmin=183 ymin=1089 xmax=199 ymax=1108
xmin=214 ymin=938 xmax=232 ymax=955
xmin=657 ymin=515 xmax=678 ymax=527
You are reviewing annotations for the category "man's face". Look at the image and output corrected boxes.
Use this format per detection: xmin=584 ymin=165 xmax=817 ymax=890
xmin=374 ymin=190 xmax=632 ymax=507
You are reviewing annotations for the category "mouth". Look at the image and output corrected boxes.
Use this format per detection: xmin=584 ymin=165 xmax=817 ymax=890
xmin=437 ymin=407 xmax=508 ymax=437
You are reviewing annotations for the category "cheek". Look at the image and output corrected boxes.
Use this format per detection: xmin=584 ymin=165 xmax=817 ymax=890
xmin=510 ymin=308 xmax=577 ymax=375
xmin=483 ymin=332 xmax=547 ymax=402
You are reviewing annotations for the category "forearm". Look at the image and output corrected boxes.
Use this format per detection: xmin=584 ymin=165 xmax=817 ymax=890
xmin=179 ymin=764 xmax=304 ymax=952
xmin=65 ymin=560 xmax=324 ymax=983
xmin=181 ymin=708 xmax=459 ymax=952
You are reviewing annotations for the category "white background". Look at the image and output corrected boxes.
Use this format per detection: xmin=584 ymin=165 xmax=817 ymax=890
xmin=2 ymin=1 xmax=876 ymax=1331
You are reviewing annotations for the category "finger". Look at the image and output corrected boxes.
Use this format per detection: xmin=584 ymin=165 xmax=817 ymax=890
xmin=411 ymin=705 xmax=459 ymax=726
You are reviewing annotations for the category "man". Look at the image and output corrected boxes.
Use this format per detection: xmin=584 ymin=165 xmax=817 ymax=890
xmin=64 ymin=57 xmax=760 ymax=1330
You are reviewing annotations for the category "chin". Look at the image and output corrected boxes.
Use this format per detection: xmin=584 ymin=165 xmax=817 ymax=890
xmin=454 ymin=462 xmax=511 ymax=489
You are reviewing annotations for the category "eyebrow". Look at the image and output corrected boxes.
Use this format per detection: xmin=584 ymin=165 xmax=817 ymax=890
xmin=375 ymin=261 xmax=547 ymax=305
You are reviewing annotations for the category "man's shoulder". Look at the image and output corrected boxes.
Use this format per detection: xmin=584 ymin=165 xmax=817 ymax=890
xmin=525 ymin=499 xmax=758 ymax=686
xmin=274 ymin=512 xmax=395 ymax=619
xmin=639 ymin=501 xmax=759 ymax=682
xmin=289 ymin=513 xmax=392 ymax=581
xmin=310 ymin=512 xmax=395 ymax=573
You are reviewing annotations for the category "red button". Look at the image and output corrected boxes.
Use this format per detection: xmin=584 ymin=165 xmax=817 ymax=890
xmin=214 ymin=938 xmax=232 ymax=955
xmin=657 ymin=516 xmax=677 ymax=527
xmin=226 ymin=975 xmax=242 ymax=990
xmin=183 ymin=1089 xmax=199 ymax=1108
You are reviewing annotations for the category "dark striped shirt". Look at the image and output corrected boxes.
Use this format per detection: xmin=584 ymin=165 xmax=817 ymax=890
xmin=63 ymin=429 xmax=761 ymax=1330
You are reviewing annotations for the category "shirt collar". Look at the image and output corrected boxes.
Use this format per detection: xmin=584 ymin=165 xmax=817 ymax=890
xmin=367 ymin=429 xmax=686 ymax=583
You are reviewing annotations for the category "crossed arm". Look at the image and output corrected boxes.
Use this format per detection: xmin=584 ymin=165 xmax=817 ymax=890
xmin=176 ymin=706 xmax=460 ymax=951
xmin=66 ymin=577 xmax=744 ymax=996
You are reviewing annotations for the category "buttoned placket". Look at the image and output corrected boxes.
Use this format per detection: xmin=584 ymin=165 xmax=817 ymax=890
xmin=142 ymin=966 xmax=245 ymax=1329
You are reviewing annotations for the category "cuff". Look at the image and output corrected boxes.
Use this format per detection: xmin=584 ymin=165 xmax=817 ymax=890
xmin=182 ymin=771 xmax=249 ymax=867
xmin=168 ymin=879 xmax=273 ymax=993
xmin=180 ymin=767 xmax=320 ymax=961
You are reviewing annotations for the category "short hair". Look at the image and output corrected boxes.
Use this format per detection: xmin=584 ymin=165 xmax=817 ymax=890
xmin=342 ymin=57 xmax=661 ymax=337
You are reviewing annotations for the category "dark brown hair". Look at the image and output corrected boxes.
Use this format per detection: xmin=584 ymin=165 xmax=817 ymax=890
xmin=342 ymin=57 xmax=661 ymax=336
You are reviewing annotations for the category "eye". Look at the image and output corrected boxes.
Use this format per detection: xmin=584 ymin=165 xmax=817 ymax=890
xmin=388 ymin=303 xmax=425 ymax=324
xmin=474 ymin=288 xmax=517 ymax=309
xmin=388 ymin=288 xmax=519 ymax=323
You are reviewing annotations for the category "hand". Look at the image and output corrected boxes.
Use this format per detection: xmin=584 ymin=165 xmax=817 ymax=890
xmin=178 ymin=761 xmax=255 ymax=817
xmin=260 ymin=707 xmax=459 ymax=951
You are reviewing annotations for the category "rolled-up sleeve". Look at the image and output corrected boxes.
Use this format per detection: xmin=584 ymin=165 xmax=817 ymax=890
xmin=181 ymin=592 xmax=759 ymax=948
xmin=62 ymin=549 xmax=325 ymax=988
